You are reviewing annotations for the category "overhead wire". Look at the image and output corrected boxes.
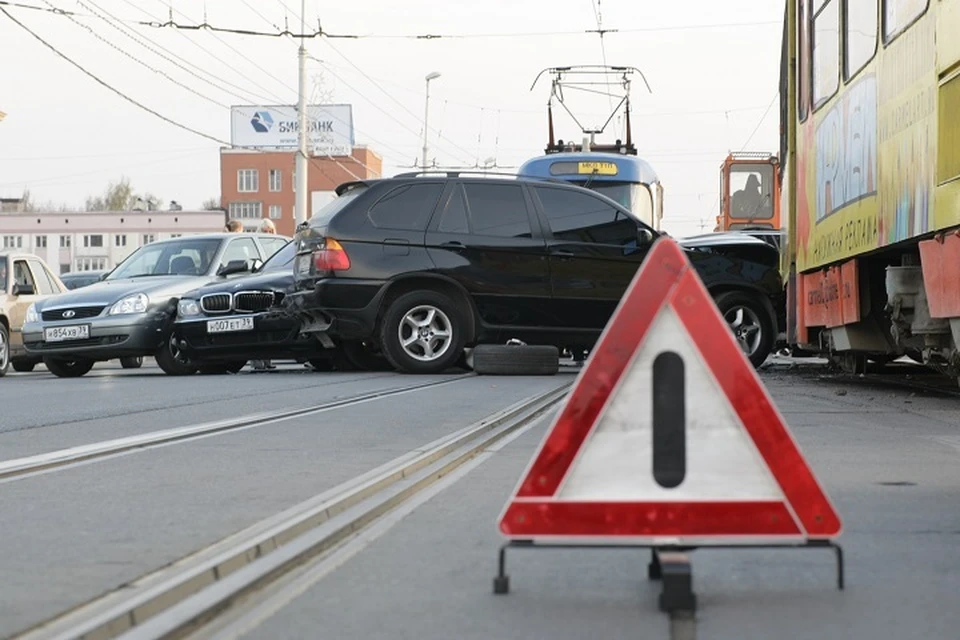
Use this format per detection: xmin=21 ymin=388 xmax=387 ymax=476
xmin=0 ymin=3 xmax=780 ymax=39
xmin=317 ymin=37 xmax=479 ymax=165
xmin=113 ymin=0 xmax=288 ymax=104
xmin=160 ymin=0 xmax=295 ymax=101
xmin=41 ymin=0 xmax=229 ymax=110
xmin=0 ymin=5 xmax=377 ymax=194
xmin=0 ymin=4 xmax=229 ymax=145
xmin=81 ymin=0 xmax=275 ymax=104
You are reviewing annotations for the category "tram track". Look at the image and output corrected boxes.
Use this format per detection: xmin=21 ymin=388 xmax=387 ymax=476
xmin=9 ymin=382 xmax=570 ymax=640
xmin=0 ymin=374 xmax=472 ymax=483
xmin=0 ymin=371 xmax=403 ymax=437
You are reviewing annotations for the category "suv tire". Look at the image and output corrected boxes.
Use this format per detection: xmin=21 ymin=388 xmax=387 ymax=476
xmin=340 ymin=340 xmax=393 ymax=372
xmin=44 ymin=357 xmax=95 ymax=378
xmin=379 ymin=290 xmax=466 ymax=374
xmin=714 ymin=291 xmax=774 ymax=369
xmin=472 ymin=344 xmax=560 ymax=376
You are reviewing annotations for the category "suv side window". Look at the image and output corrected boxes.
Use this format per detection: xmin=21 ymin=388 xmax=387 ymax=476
xmin=437 ymin=188 xmax=470 ymax=233
xmin=534 ymin=186 xmax=639 ymax=247
xmin=367 ymin=183 xmax=444 ymax=231
xmin=462 ymin=183 xmax=532 ymax=238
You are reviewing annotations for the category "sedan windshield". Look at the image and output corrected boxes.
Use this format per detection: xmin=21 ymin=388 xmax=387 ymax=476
xmin=108 ymin=238 xmax=223 ymax=280
xmin=261 ymin=240 xmax=296 ymax=272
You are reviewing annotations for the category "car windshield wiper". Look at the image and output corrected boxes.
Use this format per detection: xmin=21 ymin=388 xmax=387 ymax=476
xmin=123 ymin=273 xmax=172 ymax=278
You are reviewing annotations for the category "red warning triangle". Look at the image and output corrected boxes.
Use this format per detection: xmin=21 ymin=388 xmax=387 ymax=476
xmin=499 ymin=237 xmax=841 ymax=544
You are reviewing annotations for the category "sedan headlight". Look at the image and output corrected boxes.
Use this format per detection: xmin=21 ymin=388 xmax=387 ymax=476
xmin=108 ymin=293 xmax=149 ymax=315
xmin=178 ymin=299 xmax=200 ymax=318
xmin=25 ymin=303 xmax=39 ymax=323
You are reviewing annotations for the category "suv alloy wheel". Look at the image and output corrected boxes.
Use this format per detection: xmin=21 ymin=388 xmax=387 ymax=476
xmin=715 ymin=291 xmax=774 ymax=368
xmin=378 ymin=290 xmax=467 ymax=374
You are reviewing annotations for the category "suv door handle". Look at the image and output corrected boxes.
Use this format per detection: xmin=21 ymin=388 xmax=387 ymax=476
xmin=440 ymin=241 xmax=466 ymax=251
xmin=550 ymin=249 xmax=575 ymax=259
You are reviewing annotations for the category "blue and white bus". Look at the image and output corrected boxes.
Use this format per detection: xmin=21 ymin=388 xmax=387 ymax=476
xmin=518 ymin=150 xmax=664 ymax=231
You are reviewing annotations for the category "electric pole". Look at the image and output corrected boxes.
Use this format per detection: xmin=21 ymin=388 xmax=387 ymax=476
xmin=294 ymin=0 xmax=309 ymax=226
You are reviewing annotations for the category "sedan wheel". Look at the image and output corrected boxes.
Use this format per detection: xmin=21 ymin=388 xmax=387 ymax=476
xmin=0 ymin=324 xmax=9 ymax=377
xmin=155 ymin=335 xmax=198 ymax=376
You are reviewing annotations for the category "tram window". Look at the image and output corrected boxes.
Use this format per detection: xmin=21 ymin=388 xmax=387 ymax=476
xmin=799 ymin=0 xmax=812 ymax=121
xmin=813 ymin=0 xmax=840 ymax=110
xmin=883 ymin=0 xmax=928 ymax=42
xmin=845 ymin=0 xmax=878 ymax=79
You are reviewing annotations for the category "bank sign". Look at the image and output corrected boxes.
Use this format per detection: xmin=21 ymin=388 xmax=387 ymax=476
xmin=230 ymin=104 xmax=354 ymax=155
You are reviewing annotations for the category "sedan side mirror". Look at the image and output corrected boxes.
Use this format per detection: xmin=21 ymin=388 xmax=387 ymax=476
xmin=637 ymin=227 xmax=655 ymax=244
xmin=217 ymin=259 xmax=252 ymax=277
xmin=12 ymin=283 xmax=35 ymax=296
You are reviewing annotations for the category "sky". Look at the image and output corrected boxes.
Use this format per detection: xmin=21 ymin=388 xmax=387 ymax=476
xmin=0 ymin=0 xmax=784 ymax=237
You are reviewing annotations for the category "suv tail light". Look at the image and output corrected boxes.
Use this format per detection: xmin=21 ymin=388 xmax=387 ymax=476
xmin=312 ymin=238 xmax=351 ymax=272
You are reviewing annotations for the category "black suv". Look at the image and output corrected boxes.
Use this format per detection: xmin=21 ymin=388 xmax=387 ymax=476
xmin=286 ymin=175 xmax=784 ymax=374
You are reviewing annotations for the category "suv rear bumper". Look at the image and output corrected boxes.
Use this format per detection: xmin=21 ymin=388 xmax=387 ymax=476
xmin=285 ymin=278 xmax=388 ymax=340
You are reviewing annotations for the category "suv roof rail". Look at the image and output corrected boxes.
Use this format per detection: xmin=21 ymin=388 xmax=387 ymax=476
xmin=391 ymin=169 xmax=575 ymax=186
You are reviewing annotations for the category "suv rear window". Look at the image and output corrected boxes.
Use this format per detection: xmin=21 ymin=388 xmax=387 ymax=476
xmin=367 ymin=183 xmax=443 ymax=231
xmin=309 ymin=186 xmax=367 ymax=228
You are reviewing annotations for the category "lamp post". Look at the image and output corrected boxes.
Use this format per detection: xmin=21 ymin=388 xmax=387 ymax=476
xmin=421 ymin=71 xmax=441 ymax=170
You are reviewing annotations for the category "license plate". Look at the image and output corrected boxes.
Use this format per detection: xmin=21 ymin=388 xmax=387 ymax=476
xmin=207 ymin=317 xmax=254 ymax=334
xmin=44 ymin=324 xmax=90 ymax=342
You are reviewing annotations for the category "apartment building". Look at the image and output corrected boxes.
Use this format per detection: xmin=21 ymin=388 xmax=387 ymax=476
xmin=219 ymin=146 xmax=383 ymax=237
xmin=0 ymin=209 xmax=226 ymax=275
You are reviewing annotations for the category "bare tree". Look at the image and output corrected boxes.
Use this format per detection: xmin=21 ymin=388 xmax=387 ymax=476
xmin=202 ymin=197 xmax=222 ymax=210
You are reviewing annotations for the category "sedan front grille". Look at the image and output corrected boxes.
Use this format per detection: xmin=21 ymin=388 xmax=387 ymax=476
xmin=233 ymin=291 xmax=275 ymax=313
xmin=200 ymin=293 xmax=232 ymax=314
xmin=41 ymin=306 xmax=106 ymax=322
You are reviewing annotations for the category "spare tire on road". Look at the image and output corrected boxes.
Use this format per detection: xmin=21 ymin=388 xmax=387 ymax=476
xmin=471 ymin=344 xmax=559 ymax=376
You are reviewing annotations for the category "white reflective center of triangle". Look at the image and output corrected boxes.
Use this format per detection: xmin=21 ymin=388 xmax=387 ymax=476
xmin=557 ymin=304 xmax=784 ymax=502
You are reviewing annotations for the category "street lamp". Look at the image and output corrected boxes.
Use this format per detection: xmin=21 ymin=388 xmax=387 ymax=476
xmin=422 ymin=71 xmax=441 ymax=170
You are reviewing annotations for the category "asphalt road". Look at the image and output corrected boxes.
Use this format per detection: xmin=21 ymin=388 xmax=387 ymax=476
xmin=0 ymin=362 xmax=569 ymax=636
xmin=217 ymin=362 xmax=960 ymax=640
xmin=2 ymin=359 xmax=959 ymax=639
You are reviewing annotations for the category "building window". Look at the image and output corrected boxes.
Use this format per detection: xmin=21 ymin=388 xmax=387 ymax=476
xmin=170 ymin=233 xmax=182 ymax=238
xmin=76 ymin=257 xmax=108 ymax=271
xmin=60 ymin=263 xmax=71 ymax=274
xmin=238 ymin=169 xmax=259 ymax=193
xmin=84 ymin=234 xmax=104 ymax=248
xmin=228 ymin=202 xmax=263 ymax=219
xmin=60 ymin=235 xmax=71 ymax=248
xmin=269 ymin=169 xmax=282 ymax=192
xmin=115 ymin=234 xmax=127 ymax=247
xmin=142 ymin=234 xmax=156 ymax=245
xmin=812 ymin=0 xmax=840 ymax=110
xmin=269 ymin=205 xmax=282 ymax=219
xmin=845 ymin=0 xmax=878 ymax=79
xmin=35 ymin=235 xmax=48 ymax=249
xmin=3 ymin=235 xmax=23 ymax=249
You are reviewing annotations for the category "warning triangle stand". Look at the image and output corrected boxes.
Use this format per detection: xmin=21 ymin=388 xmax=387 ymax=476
xmin=491 ymin=236 xmax=844 ymax=612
